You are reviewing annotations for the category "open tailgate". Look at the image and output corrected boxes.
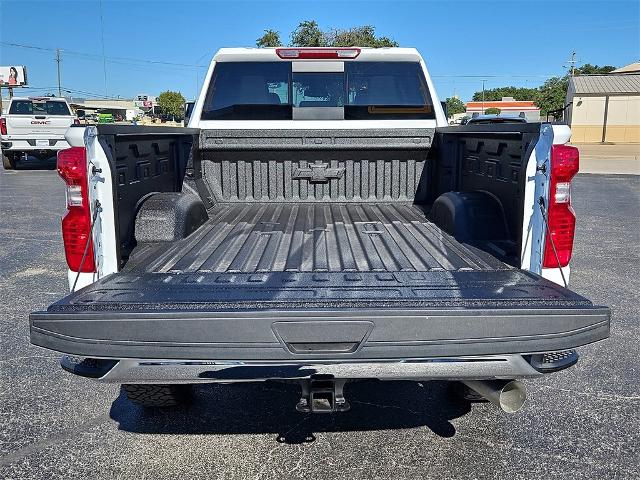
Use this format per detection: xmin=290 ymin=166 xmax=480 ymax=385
xmin=30 ymin=269 xmax=610 ymax=360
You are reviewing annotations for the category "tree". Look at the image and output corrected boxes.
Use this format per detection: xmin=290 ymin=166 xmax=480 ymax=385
xmin=266 ymin=20 xmax=397 ymax=48
xmin=445 ymin=97 xmax=466 ymax=118
xmin=536 ymin=76 xmax=568 ymax=118
xmin=575 ymin=64 xmax=617 ymax=75
xmin=256 ymin=29 xmax=282 ymax=47
xmin=472 ymin=86 xmax=539 ymax=102
xmin=484 ymin=107 xmax=501 ymax=115
xmin=327 ymin=25 xmax=398 ymax=47
xmin=470 ymin=63 xmax=619 ymax=120
xmin=291 ymin=20 xmax=327 ymax=47
xmin=157 ymin=91 xmax=186 ymax=120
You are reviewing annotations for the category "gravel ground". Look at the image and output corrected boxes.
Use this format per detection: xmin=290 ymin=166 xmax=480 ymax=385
xmin=1 ymin=161 xmax=638 ymax=480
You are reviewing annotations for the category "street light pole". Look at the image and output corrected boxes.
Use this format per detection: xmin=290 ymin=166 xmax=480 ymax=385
xmin=482 ymin=79 xmax=486 ymax=113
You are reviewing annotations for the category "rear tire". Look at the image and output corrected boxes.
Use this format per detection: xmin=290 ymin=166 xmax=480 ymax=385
xmin=2 ymin=153 xmax=16 ymax=170
xmin=122 ymin=384 xmax=193 ymax=407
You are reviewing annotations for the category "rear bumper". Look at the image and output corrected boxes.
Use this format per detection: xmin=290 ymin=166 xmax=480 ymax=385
xmin=1 ymin=138 xmax=69 ymax=151
xmin=30 ymin=306 xmax=610 ymax=362
xmin=66 ymin=354 xmax=546 ymax=384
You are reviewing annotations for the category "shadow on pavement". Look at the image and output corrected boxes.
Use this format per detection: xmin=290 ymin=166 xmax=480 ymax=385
xmin=9 ymin=154 xmax=57 ymax=170
xmin=109 ymin=380 xmax=471 ymax=444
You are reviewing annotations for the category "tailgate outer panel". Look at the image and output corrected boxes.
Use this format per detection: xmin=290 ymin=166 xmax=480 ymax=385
xmin=30 ymin=306 xmax=610 ymax=360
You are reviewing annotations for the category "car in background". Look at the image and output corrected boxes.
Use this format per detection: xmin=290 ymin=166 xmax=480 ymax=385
xmin=1 ymin=97 xmax=78 ymax=169
xmin=466 ymin=114 xmax=528 ymax=125
xmin=97 ymin=113 xmax=115 ymax=124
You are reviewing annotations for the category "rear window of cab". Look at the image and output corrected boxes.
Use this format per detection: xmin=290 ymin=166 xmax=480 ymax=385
xmin=9 ymin=100 xmax=71 ymax=116
xmin=201 ymin=62 xmax=435 ymax=120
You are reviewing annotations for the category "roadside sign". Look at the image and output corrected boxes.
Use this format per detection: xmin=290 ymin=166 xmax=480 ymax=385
xmin=0 ymin=66 xmax=28 ymax=86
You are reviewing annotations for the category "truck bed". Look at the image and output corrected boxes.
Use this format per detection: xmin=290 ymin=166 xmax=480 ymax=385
xmin=29 ymin=125 xmax=609 ymax=362
xmin=51 ymin=201 xmax=583 ymax=311
xmin=30 ymin=201 xmax=609 ymax=361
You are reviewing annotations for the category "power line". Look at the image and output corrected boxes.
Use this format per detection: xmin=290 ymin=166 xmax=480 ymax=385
xmin=0 ymin=42 xmax=55 ymax=52
xmin=431 ymin=74 xmax=558 ymax=78
xmin=2 ymin=41 xmax=567 ymax=78
xmin=0 ymin=41 xmax=204 ymax=68
xmin=4 ymin=86 xmax=115 ymax=100
xmin=64 ymin=88 xmax=123 ymax=99
xmin=0 ymin=41 xmax=563 ymax=76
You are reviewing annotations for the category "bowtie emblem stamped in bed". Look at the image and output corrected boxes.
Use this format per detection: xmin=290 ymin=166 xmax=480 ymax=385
xmin=292 ymin=162 xmax=345 ymax=183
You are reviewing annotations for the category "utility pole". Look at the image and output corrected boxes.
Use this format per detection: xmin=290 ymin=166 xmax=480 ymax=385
xmin=566 ymin=50 xmax=577 ymax=76
xmin=55 ymin=49 xmax=62 ymax=97
xmin=99 ymin=0 xmax=108 ymax=97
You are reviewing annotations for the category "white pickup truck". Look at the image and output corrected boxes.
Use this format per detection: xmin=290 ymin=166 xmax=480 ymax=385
xmin=1 ymin=96 xmax=78 ymax=169
xmin=30 ymin=47 xmax=609 ymax=413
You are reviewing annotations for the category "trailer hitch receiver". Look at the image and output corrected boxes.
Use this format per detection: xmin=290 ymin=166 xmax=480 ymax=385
xmin=296 ymin=377 xmax=350 ymax=413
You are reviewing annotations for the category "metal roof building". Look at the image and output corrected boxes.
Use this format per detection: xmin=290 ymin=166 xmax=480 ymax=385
xmin=566 ymin=71 xmax=640 ymax=143
xmin=610 ymin=62 xmax=640 ymax=74
xmin=569 ymin=74 xmax=640 ymax=95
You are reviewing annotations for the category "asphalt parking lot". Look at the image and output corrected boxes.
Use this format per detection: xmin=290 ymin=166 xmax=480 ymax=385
xmin=1 ymin=162 xmax=639 ymax=479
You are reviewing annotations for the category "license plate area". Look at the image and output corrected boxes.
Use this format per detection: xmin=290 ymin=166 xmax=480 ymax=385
xmin=36 ymin=139 xmax=49 ymax=146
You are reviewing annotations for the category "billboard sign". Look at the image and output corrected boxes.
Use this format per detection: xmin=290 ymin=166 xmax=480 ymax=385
xmin=0 ymin=66 xmax=28 ymax=87
xmin=134 ymin=100 xmax=154 ymax=108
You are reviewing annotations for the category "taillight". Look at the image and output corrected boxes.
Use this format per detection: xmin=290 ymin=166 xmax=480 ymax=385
xmin=543 ymin=145 xmax=579 ymax=268
xmin=57 ymin=147 xmax=95 ymax=272
xmin=0 ymin=118 xmax=7 ymax=135
xmin=276 ymin=47 xmax=361 ymax=59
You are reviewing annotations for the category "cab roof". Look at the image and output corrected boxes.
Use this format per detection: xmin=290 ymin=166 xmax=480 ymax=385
xmin=10 ymin=96 xmax=68 ymax=101
xmin=212 ymin=47 xmax=423 ymax=63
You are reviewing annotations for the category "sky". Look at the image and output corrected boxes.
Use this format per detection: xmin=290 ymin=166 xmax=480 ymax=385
xmin=1 ymin=0 xmax=638 ymax=102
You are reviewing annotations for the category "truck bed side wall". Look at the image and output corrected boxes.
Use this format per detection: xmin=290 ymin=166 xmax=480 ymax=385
xmin=96 ymin=125 xmax=197 ymax=264
xmin=433 ymin=124 xmax=540 ymax=255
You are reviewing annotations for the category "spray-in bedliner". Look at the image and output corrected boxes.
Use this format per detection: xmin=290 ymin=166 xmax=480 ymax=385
xmin=43 ymin=202 xmax=598 ymax=311
xmin=126 ymin=202 xmax=509 ymax=275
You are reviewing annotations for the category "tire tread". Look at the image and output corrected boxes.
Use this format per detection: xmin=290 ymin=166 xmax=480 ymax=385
xmin=122 ymin=384 xmax=191 ymax=407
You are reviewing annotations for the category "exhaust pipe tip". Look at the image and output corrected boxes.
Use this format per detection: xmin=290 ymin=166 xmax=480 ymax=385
xmin=496 ymin=380 xmax=527 ymax=413
xmin=462 ymin=380 xmax=527 ymax=413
